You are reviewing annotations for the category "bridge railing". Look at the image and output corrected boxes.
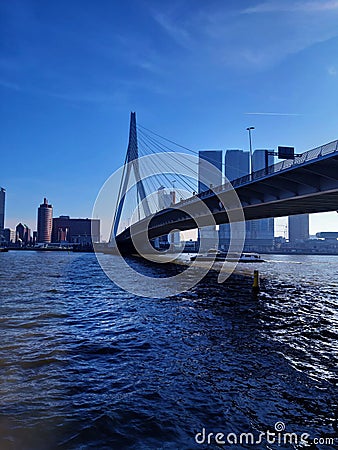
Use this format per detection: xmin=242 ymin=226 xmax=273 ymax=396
xmin=170 ymin=139 xmax=338 ymax=207
xmin=184 ymin=139 xmax=338 ymax=203
xmin=230 ymin=138 xmax=338 ymax=189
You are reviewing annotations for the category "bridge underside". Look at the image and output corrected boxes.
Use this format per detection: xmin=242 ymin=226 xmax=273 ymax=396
xmin=234 ymin=154 xmax=338 ymax=217
xmin=116 ymin=153 xmax=338 ymax=252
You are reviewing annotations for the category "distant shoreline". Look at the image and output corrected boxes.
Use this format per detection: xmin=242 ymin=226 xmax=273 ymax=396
xmin=262 ymin=250 xmax=338 ymax=256
xmin=2 ymin=248 xmax=338 ymax=257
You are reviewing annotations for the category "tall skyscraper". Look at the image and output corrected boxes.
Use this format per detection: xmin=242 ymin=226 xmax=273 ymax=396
xmin=154 ymin=187 xmax=177 ymax=248
xmin=224 ymin=150 xmax=249 ymax=181
xmin=249 ymin=150 xmax=275 ymax=250
xmin=198 ymin=150 xmax=223 ymax=193
xmin=219 ymin=149 xmax=275 ymax=251
xmin=37 ymin=198 xmax=53 ymax=243
xmin=198 ymin=150 xmax=223 ymax=251
xmin=219 ymin=150 xmax=250 ymax=249
xmin=157 ymin=186 xmax=175 ymax=210
xmin=3 ymin=228 xmax=15 ymax=244
xmin=15 ymin=223 xmax=31 ymax=245
xmin=252 ymin=149 xmax=274 ymax=173
xmin=288 ymin=214 xmax=309 ymax=244
xmin=0 ymin=187 xmax=5 ymax=232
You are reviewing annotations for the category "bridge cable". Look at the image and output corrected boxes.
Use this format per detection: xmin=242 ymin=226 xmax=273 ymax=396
xmin=137 ymin=133 xmax=195 ymax=193
xmin=138 ymin=124 xmax=259 ymax=176
xmin=137 ymin=130 xmax=197 ymax=192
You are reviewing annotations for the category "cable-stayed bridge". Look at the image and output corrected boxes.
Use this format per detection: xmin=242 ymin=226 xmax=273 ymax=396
xmin=110 ymin=113 xmax=338 ymax=253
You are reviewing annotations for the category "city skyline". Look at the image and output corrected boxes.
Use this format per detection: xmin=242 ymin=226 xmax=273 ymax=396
xmin=2 ymin=137 xmax=337 ymax=239
xmin=1 ymin=0 xmax=338 ymax=234
xmin=0 ymin=191 xmax=100 ymax=245
xmin=1 ymin=141 xmax=337 ymax=238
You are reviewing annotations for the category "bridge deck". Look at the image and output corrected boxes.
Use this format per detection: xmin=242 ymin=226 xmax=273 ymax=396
xmin=116 ymin=139 xmax=338 ymax=244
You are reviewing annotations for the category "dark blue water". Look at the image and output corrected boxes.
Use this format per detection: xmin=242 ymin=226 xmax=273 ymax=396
xmin=0 ymin=251 xmax=337 ymax=449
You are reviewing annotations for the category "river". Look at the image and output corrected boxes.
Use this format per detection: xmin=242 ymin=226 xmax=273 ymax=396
xmin=0 ymin=251 xmax=337 ymax=449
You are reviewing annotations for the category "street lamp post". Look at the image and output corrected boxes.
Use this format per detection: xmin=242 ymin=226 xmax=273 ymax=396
xmin=246 ymin=126 xmax=255 ymax=180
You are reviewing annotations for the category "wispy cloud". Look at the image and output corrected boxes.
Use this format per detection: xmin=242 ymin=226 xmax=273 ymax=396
xmin=0 ymin=76 xmax=124 ymax=104
xmin=0 ymin=1 xmax=172 ymax=107
xmin=151 ymin=11 xmax=192 ymax=49
xmin=242 ymin=1 xmax=338 ymax=14
xmin=46 ymin=90 xmax=122 ymax=104
xmin=149 ymin=2 xmax=338 ymax=71
xmin=327 ymin=66 xmax=337 ymax=75
xmin=0 ymin=79 xmax=21 ymax=91
xmin=0 ymin=73 xmax=168 ymax=104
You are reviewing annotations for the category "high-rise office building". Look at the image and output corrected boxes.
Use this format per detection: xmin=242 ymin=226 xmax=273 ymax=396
xmin=252 ymin=149 xmax=274 ymax=173
xmin=156 ymin=187 xmax=177 ymax=248
xmin=219 ymin=149 xmax=275 ymax=251
xmin=52 ymin=216 xmax=100 ymax=244
xmin=37 ymin=198 xmax=53 ymax=243
xmin=15 ymin=223 xmax=31 ymax=245
xmin=198 ymin=150 xmax=223 ymax=193
xmin=0 ymin=187 xmax=5 ymax=232
xmin=219 ymin=150 xmax=250 ymax=249
xmin=16 ymin=223 xmax=25 ymax=242
xmin=288 ymin=214 xmax=309 ymax=243
xmin=224 ymin=150 xmax=249 ymax=181
xmin=158 ymin=186 xmax=175 ymax=210
xmin=249 ymin=150 xmax=275 ymax=250
xmin=3 ymin=228 xmax=15 ymax=244
xmin=198 ymin=150 xmax=223 ymax=251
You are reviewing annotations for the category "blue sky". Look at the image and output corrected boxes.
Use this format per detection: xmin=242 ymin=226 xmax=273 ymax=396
xmin=1 ymin=0 xmax=338 ymax=234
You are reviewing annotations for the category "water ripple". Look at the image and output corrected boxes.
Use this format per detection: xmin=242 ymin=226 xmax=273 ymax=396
xmin=0 ymin=251 xmax=337 ymax=449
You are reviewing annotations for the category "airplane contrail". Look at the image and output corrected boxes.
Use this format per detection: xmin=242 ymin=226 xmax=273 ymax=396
xmin=244 ymin=112 xmax=302 ymax=116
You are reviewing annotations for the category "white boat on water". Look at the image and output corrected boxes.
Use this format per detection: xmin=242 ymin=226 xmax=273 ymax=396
xmin=190 ymin=249 xmax=264 ymax=263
